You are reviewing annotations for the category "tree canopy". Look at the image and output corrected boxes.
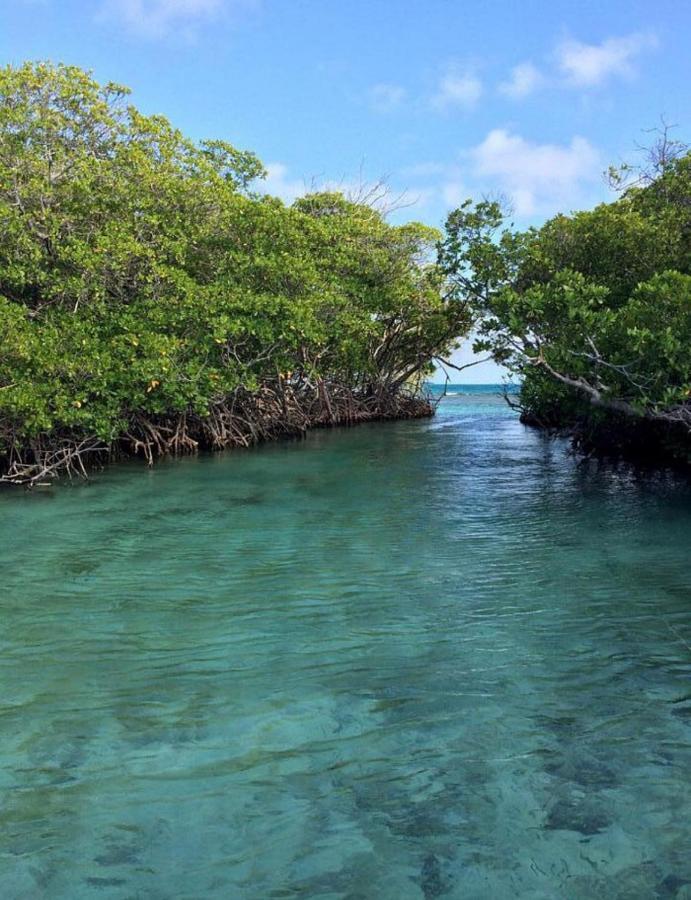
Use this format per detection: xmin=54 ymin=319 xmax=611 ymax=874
xmin=0 ymin=62 xmax=468 ymax=483
xmin=3 ymin=61 xmax=687 ymax=481
xmin=438 ymin=140 xmax=691 ymax=465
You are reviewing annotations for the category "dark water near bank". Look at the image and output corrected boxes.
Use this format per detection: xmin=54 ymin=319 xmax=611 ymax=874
xmin=1 ymin=386 xmax=690 ymax=899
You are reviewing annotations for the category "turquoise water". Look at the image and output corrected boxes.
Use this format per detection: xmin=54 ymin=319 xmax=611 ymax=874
xmin=1 ymin=386 xmax=690 ymax=899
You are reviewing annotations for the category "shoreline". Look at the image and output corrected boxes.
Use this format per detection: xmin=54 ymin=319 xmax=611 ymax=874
xmin=519 ymin=409 xmax=691 ymax=475
xmin=0 ymin=383 xmax=434 ymax=488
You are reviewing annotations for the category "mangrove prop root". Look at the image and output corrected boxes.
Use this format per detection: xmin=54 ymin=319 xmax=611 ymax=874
xmin=0 ymin=379 xmax=433 ymax=486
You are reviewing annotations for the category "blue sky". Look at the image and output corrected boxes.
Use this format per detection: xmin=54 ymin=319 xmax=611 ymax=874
xmin=2 ymin=0 xmax=688 ymax=380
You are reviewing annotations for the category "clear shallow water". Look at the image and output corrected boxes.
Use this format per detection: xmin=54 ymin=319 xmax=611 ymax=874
xmin=1 ymin=386 xmax=690 ymax=899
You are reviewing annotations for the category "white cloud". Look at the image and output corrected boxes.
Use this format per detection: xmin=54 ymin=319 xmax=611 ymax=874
xmin=266 ymin=132 xmax=603 ymax=222
xmin=498 ymin=62 xmax=544 ymax=99
xmin=400 ymin=161 xmax=471 ymax=213
xmin=260 ymin=164 xmax=432 ymax=217
xmin=408 ymin=187 xmax=436 ymax=209
xmin=100 ymin=0 xmax=247 ymax=37
xmin=260 ymin=168 xmax=379 ymax=207
xmin=401 ymin=128 xmax=605 ymax=220
xmin=369 ymin=83 xmax=406 ymax=113
xmin=260 ymin=163 xmax=306 ymax=205
xmin=470 ymin=128 xmax=601 ymax=215
xmin=556 ymin=32 xmax=657 ymax=87
xmin=495 ymin=32 xmax=658 ymax=101
xmin=432 ymin=68 xmax=482 ymax=110
xmin=441 ymin=179 xmax=469 ymax=208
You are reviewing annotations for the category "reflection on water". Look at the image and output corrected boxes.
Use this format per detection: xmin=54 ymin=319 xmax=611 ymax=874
xmin=1 ymin=387 xmax=690 ymax=898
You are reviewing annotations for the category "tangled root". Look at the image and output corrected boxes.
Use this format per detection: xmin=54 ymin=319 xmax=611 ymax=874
xmin=1 ymin=380 xmax=433 ymax=486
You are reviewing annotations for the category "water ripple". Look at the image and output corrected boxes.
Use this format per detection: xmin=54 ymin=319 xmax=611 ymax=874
xmin=1 ymin=390 xmax=690 ymax=898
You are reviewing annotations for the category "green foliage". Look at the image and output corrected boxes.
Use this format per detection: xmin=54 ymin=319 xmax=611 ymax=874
xmin=0 ymin=62 xmax=466 ymax=468
xmin=439 ymin=147 xmax=691 ymax=461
